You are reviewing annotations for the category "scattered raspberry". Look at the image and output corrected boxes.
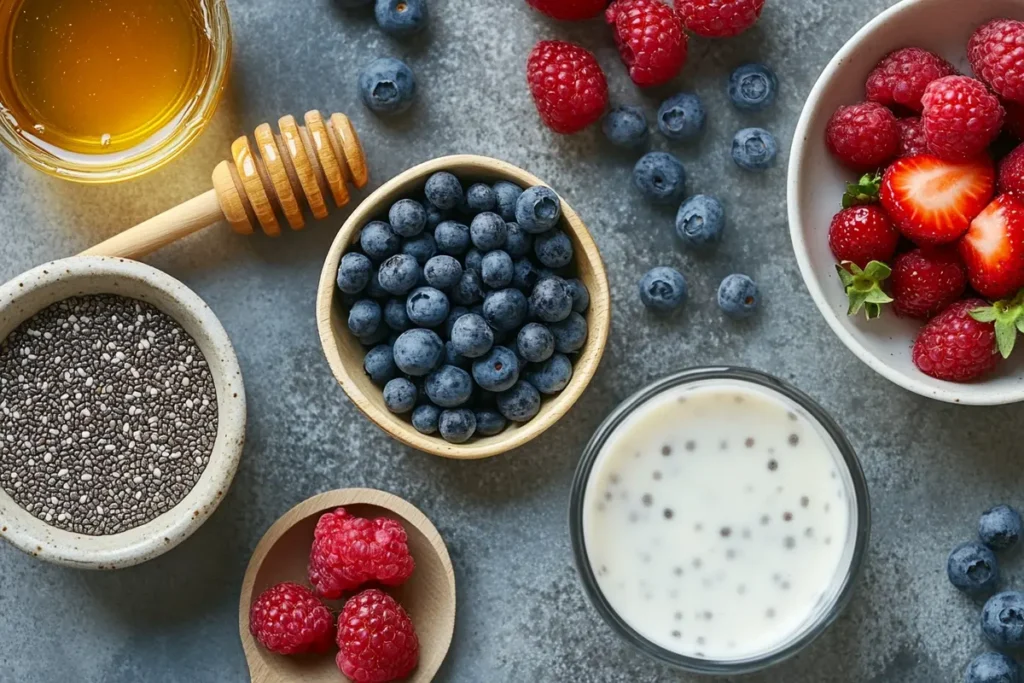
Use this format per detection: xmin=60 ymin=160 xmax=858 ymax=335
xmin=920 ymin=75 xmax=1005 ymax=161
xmin=1005 ymin=100 xmax=1024 ymax=139
xmin=606 ymin=0 xmax=688 ymax=87
xmin=337 ymin=589 xmax=419 ymax=683
xmin=825 ymin=102 xmax=900 ymax=171
xmin=308 ymin=507 xmax=416 ymax=599
xmin=1000 ymin=144 xmax=1024 ymax=198
xmin=890 ymin=247 xmax=967 ymax=319
xmin=865 ymin=47 xmax=956 ymax=113
xmin=896 ymin=117 xmax=928 ymax=157
xmin=676 ymin=0 xmax=764 ymax=38
xmin=526 ymin=0 xmax=608 ymax=20
xmin=828 ymin=205 xmax=900 ymax=268
xmin=969 ymin=19 xmax=1024 ymax=103
xmin=526 ymin=40 xmax=608 ymax=134
xmin=912 ymin=299 xmax=999 ymax=382
xmin=249 ymin=582 xmax=335 ymax=656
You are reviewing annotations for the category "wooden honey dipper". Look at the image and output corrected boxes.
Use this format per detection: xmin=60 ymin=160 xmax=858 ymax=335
xmin=81 ymin=111 xmax=368 ymax=260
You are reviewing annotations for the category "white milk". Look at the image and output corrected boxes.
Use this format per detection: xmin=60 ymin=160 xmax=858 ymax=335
xmin=582 ymin=379 xmax=854 ymax=661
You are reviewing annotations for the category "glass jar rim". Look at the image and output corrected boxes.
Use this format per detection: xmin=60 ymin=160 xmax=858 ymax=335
xmin=568 ymin=366 xmax=871 ymax=675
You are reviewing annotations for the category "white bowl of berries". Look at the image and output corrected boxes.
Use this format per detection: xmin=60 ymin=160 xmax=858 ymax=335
xmin=789 ymin=0 xmax=1024 ymax=405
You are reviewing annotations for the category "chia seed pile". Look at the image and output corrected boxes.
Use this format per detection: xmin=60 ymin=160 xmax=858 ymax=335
xmin=0 ymin=295 xmax=218 ymax=535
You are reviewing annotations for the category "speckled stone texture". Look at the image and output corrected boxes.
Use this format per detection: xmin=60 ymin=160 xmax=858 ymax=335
xmin=0 ymin=0 xmax=1008 ymax=680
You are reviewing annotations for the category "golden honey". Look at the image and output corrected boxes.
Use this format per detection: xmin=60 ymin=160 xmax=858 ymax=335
xmin=0 ymin=0 xmax=219 ymax=162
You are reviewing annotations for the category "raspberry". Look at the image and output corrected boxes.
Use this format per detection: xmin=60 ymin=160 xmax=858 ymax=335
xmin=825 ymin=102 xmax=900 ymax=171
xmin=1006 ymin=100 xmax=1024 ymax=139
xmin=526 ymin=0 xmax=608 ymax=20
xmin=921 ymin=76 xmax=1005 ymax=161
xmin=828 ymin=205 xmax=900 ymax=268
xmin=912 ymin=299 xmax=999 ymax=382
xmin=890 ymin=247 xmax=967 ymax=319
xmin=676 ymin=0 xmax=764 ymax=38
xmin=526 ymin=40 xmax=609 ymax=134
xmin=865 ymin=47 xmax=956 ymax=113
xmin=969 ymin=19 xmax=1024 ymax=103
xmin=896 ymin=117 xmax=928 ymax=157
xmin=606 ymin=0 xmax=688 ymax=87
xmin=1000 ymin=144 xmax=1024 ymax=198
xmin=248 ymin=582 xmax=335 ymax=656
xmin=336 ymin=589 xmax=419 ymax=683
xmin=308 ymin=507 xmax=416 ymax=599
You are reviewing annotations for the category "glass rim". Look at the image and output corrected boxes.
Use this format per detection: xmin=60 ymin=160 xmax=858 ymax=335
xmin=0 ymin=0 xmax=232 ymax=184
xmin=568 ymin=366 xmax=871 ymax=675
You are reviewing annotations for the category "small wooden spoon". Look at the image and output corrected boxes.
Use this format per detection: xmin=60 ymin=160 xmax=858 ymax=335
xmin=239 ymin=489 xmax=456 ymax=683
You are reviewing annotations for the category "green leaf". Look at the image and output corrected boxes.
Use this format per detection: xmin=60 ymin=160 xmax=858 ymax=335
xmin=862 ymin=260 xmax=892 ymax=281
xmin=971 ymin=307 xmax=998 ymax=323
xmin=996 ymin=319 xmax=1018 ymax=359
xmin=837 ymin=259 xmax=891 ymax=320
xmin=841 ymin=172 xmax=882 ymax=208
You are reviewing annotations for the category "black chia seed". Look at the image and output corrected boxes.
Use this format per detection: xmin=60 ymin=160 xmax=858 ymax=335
xmin=0 ymin=295 xmax=218 ymax=535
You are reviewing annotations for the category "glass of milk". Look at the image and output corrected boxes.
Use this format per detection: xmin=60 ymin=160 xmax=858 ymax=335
xmin=569 ymin=367 xmax=870 ymax=674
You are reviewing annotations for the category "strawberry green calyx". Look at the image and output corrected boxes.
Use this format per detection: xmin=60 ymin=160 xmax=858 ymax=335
xmin=970 ymin=289 xmax=1024 ymax=358
xmin=836 ymin=260 xmax=893 ymax=320
xmin=842 ymin=172 xmax=882 ymax=208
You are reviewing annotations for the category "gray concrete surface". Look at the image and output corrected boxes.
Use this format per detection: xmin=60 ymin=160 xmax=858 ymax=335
xmin=0 ymin=0 xmax=1010 ymax=680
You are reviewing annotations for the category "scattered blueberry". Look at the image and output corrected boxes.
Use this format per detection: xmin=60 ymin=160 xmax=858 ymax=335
xmin=425 ymin=172 xmax=464 ymax=211
xmin=393 ymin=328 xmax=443 ymax=376
xmin=406 ymin=286 xmax=450 ymax=327
xmin=517 ymin=323 xmax=555 ymax=363
xmin=981 ymin=506 xmax=1023 ymax=551
xmin=374 ymin=0 xmax=427 ymax=37
xmin=470 ymin=212 xmax=508 ymax=251
xmin=948 ymin=542 xmax=1000 ymax=595
xmin=718 ymin=274 xmax=760 ymax=318
xmin=483 ymin=288 xmax=528 ymax=332
xmin=388 ymin=198 xmax=427 ymax=237
xmin=549 ymin=311 xmax=588 ymax=353
xmin=364 ymin=344 xmax=397 ymax=385
xmin=451 ymin=269 xmax=486 ymax=306
xmin=964 ymin=652 xmax=1021 ymax=683
xmin=639 ymin=267 xmax=687 ymax=312
xmin=475 ymin=410 xmax=507 ymax=436
xmin=439 ymin=409 xmax=476 ymax=443
xmin=481 ymin=251 xmax=514 ymax=289
xmin=434 ymin=220 xmax=471 ymax=255
xmin=337 ymin=252 xmax=373 ymax=294
xmin=423 ymin=255 xmax=463 ymax=290
xmin=378 ymin=254 xmax=421 ymax=295
xmin=732 ymin=128 xmax=778 ymax=171
xmin=512 ymin=258 xmax=541 ymax=292
xmin=676 ymin=195 xmax=725 ymax=251
xmin=526 ymin=353 xmax=573 ymax=394
xmin=530 ymin=277 xmax=573 ymax=323
xmin=657 ymin=93 xmax=705 ymax=142
xmin=383 ymin=377 xmax=417 ymax=413
xmin=451 ymin=313 xmax=494 ymax=358
xmin=426 ymin=365 xmax=474 ymax=408
xmin=982 ymin=592 xmax=1024 ymax=650
xmin=401 ymin=232 xmax=437 ymax=264
xmin=534 ymin=230 xmax=573 ymax=269
xmin=348 ymin=299 xmax=382 ymax=336
xmin=358 ymin=57 xmax=416 ymax=115
xmin=728 ymin=63 xmax=778 ymax=111
xmin=472 ymin=346 xmax=520 ymax=392
xmin=384 ymin=297 xmax=412 ymax=331
xmin=504 ymin=223 xmax=532 ymax=259
xmin=493 ymin=181 xmax=523 ymax=222
xmin=424 ymin=201 xmax=446 ymax=231
xmin=633 ymin=152 xmax=686 ymax=205
xmin=360 ymin=220 xmax=401 ymax=261
xmin=516 ymin=186 xmax=561 ymax=234
xmin=497 ymin=380 xmax=541 ymax=422
xmin=411 ymin=404 xmax=441 ymax=434
xmin=565 ymin=278 xmax=589 ymax=313
xmin=602 ymin=105 xmax=649 ymax=149
xmin=463 ymin=183 xmax=497 ymax=214
xmin=464 ymin=248 xmax=484 ymax=273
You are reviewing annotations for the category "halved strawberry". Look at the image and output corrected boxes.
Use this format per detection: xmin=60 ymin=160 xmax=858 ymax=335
xmin=959 ymin=194 xmax=1024 ymax=300
xmin=880 ymin=154 xmax=995 ymax=245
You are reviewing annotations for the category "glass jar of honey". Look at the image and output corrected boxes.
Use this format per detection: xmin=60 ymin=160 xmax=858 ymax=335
xmin=0 ymin=0 xmax=231 ymax=183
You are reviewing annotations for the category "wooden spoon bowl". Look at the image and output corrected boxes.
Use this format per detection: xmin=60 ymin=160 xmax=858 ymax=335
xmin=239 ymin=489 xmax=456 ymax=683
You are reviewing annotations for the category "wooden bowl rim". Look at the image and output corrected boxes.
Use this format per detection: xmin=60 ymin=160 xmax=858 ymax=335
xmin=238 ymin=488 xmax=456 ymax=682
xmin=316 ymin=154 xmax=611 ymax=459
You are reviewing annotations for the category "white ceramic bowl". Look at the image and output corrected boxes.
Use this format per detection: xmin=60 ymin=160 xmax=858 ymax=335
xmin=0 ymin=256 xmax=246 ymax=568
xmin=789 ymin=0 xmax=1024 ymax=405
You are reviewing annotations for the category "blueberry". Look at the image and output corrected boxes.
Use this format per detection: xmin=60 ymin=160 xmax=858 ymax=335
xmin=504 ymin=223 xmax=533 ymax=259
xmin=383 ymin=377 xmax=417 ymax=413
xmin=657 ymin=93 xmax=705 ymax=142
xmin=473 ymin=346 xmax=520 ymax=392
xmin=337 ymin=252 xmax=372 ymax=294
xmin=411 ymin=404 xmax=441 ymax=434
xmin=517 ymin=323 xmax=555 ymax=363
xmin=451 ymin=269 xmax=486 ymax=306
xmin=402 ymin=232 xmax=437 ymax=264
xmin=949 ymin=542 xmax=1000 ymax=595
xmin=365 ymin=270 xmax=389 ymax=300
xmin=425 ymin=172 xmax=464 ymax=211
xmin=377 ymin=254 xmax=421 ymax=295
xmin=526 ymin=353 xmax=573 ymax=394
xmin=964 ymin=652 xmax=1022 ymax=683
xmin=434 ymin=220 xmax=471 ymax=255
xmin=439 ymin=409 xmax=476 ymax=443
xmin=337 ymin=0 xmax=373 ymax=6
xmin=388 ymin=198 xmax=427 ymax=237
xmin=426 ymin=365 xmax=474 ymax=408
xmin=602 ymin=105 xmax=649 ymax=149
xmin=983 ymin=592 xmax=1024 ymax=649
xmin=406 ymin=286 xmax=450 ymax=327
xmin=475 ymin=410 xmax=507 ymax=436
xmin=444 ymin=306 xmax=469 ymax=337
xmin=423 ymin=255 xmax=463 ymax=291
xmin=444 ymin=340 xmax=471 ymax=370
xmin=384 ymin=297 xmax=412 ymax=331
xmin=732 ymin=128 xmax=778 ymax=171
xmin=360 ymin=220 xmax=401 ymax=261
xmin=530 ymin=277 xmax=573 ymax=323
xmin=359 ymin=324 xmax=390 ymax=346
xmin=481 ymin=251 xmax=514 ymax=289
xmin=363 ymin=344 xmax=397 ymax=385
xmin=728 ymin=63 xmax=778 ymax=111
xmin=676 ymin=195 xmax=725 ymax=251
xmin=451 ymin=313 xmax=494 ymax=358
xmin=633 ymin=152 xmax=686 ymax=205
xmin=493 ymin=181 xmax=523 ymax=222
xmin=981 ymin=506 xmax=1023 ymax=551
xmin=464 ymin=248 xmax=484 ymax=273
xmin=516 ymin=186 xmax=561 ymax=234
xmin=424 ymin=201 xmax=446 ymax=231
xmin=483 ymin=289 xmax=528 ymax=332
xmin=348 ymin=299 xmax=382 ymax=336
xmin=374 ymin=0 xmax=427 ymax=36
xmin=565 ymin=278 xmax=590 ymax=313
xmin=497 ymin=380 xmax=541 ymax=423
xmin=358 ymin=57 xmax=416 ymax=115
xmin=718 ymin=274 xmax=760 ymax=318
xmin=470 ymin=212 xmax=508 ymax=252
xmin=534 ymin=230 xmax=574 ymax=269
xmin=512 ymin=258 xmax=541 ymax=292
xmin=393 ymin=328 xmax=443 ymax=376
xmin=463 ymin=183 xmax=497 ymax=214
xmin=639 ymin=267 xmax=687 ymax=311
xmin=549 ymin=311 xmax=588 ymax=353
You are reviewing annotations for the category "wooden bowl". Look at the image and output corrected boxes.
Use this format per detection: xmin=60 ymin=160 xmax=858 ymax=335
xmin=238 ymin=488 xmax=456 ymax=683
xmin=316 ymin=155 xmax=611 ymax=459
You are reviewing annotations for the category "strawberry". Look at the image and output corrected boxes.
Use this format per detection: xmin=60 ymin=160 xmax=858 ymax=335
xmin=998 ymin=143 xmax=1024 ymax=198
xmin=971 ymin=290 xmax=1024 ymax=360
xmin=879 ymin=154 xmax=996 ymax=245
xmin=890 ymin=247 xmax=967 ymax=319
xmin=828 ymin=205 xmax=899 ymax=268
xmin=959 ymin=193 xmax=1024 ymax=300
xmin=913 ymin=299 xmax=999 ymax=382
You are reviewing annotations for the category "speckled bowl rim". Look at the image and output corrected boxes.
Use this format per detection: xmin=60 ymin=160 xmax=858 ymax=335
xmin=0 ymin=256 xmax=246 ymax=569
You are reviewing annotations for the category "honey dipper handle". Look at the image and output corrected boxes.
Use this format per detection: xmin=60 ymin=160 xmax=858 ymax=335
xmin=79 ymin=190 xmax=225 ymax=260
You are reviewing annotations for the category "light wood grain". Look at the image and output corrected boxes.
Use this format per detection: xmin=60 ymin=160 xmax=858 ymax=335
xmin=305 ymin=111 xmax=350 ymax=208
xmin=316 ymin=155 xmax=611 ymax=460
xmin=239 ymin=489 xmax=456 ymax=683
xmin=254 ymin=123 xmax=304 ymax=231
